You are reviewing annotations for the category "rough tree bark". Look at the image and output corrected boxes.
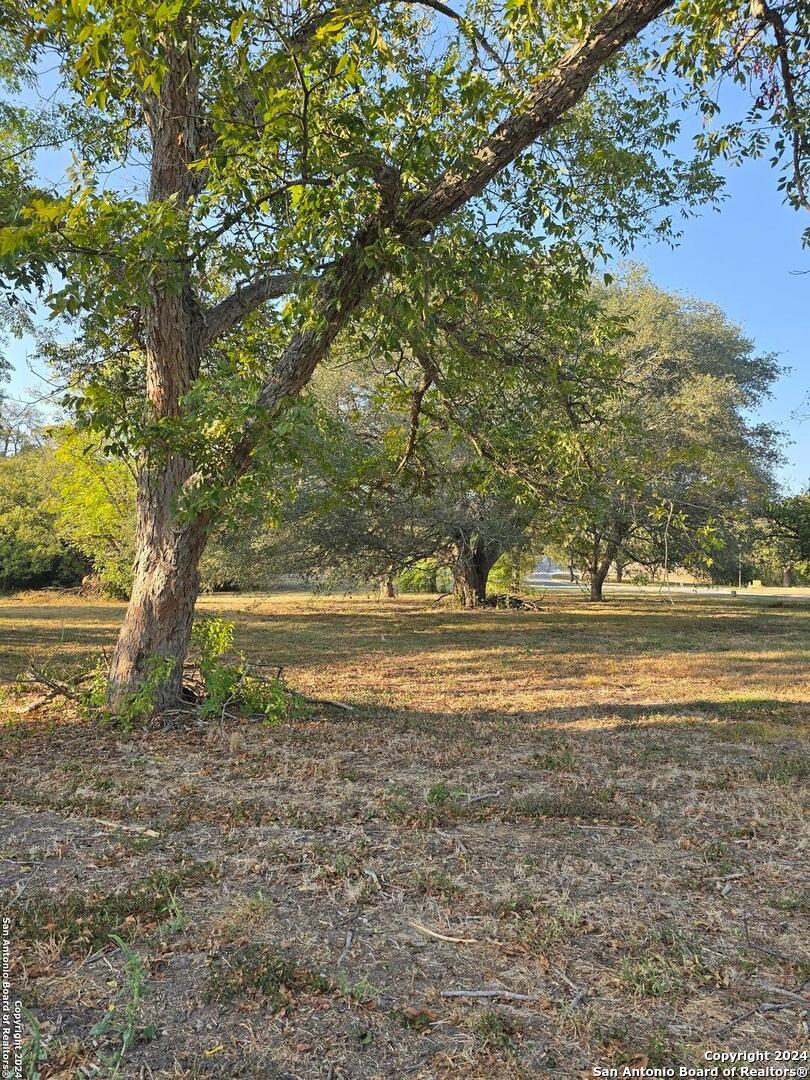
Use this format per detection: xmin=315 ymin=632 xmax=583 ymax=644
xmin=106 ymin=45 xmax=208 ymax=710
xmin=105 ymin=0 xmax=676 ymax=708
xmin=381 ymin=571 xmax=398 ymax=598
xmin=453 ymin=539 xmax=501 ymax=608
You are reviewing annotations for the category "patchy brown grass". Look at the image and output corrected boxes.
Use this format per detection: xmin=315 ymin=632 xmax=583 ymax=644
xmin=1 ymin=590 xmax=808 ymax=1078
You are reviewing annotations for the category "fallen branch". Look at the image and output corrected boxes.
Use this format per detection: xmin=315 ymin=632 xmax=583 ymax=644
xmin=755 ymin=985 xmax=810 ymax=1007
xmin=89 ymin=818 xmax=161 ymax=837
xmin=20 ymin=692 xmax=60 ymax=714
xmin=337 ymin=930 xmax=354 ymax=965
xmin=481 ymin=593 xmax=543 ymax=611
xmin=441 ymin=988 xmax=543 ymax=1002
xmin=712 ymin=1004 xmax=761 ymax=1036
xmin=17 ymin=670 xmax=84 ymax=703
xmin=303 ymin=696 xmax=355 ymax=712
xmin=410 ymin=921 xmax=478 ymax=944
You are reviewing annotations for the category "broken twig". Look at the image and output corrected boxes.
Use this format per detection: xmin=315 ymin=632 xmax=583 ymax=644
xmin=410 ymin=922 xmax=478 ymax=944
xmin=303 ymin=696 xmax=354 ymax=712
xmin=441 ymin=988 xmax=542 ymax=1003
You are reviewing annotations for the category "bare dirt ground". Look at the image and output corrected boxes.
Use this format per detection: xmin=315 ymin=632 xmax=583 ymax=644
xmin=1 ymin=591 xmax=808 ymax=1079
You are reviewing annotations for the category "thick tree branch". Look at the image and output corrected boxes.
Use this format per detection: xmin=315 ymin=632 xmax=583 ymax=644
xmin=751 ymin=0 xmax=808 ymax=206
xmin=396 ymin=354 xmax=437 ymax=472
xmin=230 ymin=0 xmax=674 ymax=473
xmin=399 ymin=0 xmax=675 ymax=234
xmin=291 ymin=0 xmax=503 ymax=65
xmin=202 ymin=273 xmax=303 ymax=346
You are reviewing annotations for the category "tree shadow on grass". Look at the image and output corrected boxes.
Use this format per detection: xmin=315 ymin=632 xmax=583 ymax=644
xmin=336 ymin=696 xmax=809 ymax=737
xmin=2 ymin=592 xmax=809 ymax=688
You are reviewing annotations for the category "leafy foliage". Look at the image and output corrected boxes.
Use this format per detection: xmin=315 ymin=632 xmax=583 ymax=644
xmin=767 ymin=492 xmax=810 ymax=561
xmin=191 ymin=617 xmax=301 ymax=722
xmin=535 ymin=271 xmax=782 ymax=593
xmin=48 ymin=428 xmax=137 ymax=597
xmin=0 ymin=447 xmax=87 ymax=591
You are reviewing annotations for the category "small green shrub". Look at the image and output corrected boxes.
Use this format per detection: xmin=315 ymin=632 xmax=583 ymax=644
xmin=20 ymin=1008 xmax=48 ymax=1080
xmin=192 ymin=617 xmax=301 ymax=724
xmin=425 ymin=781 xmax=463 ymax=805
xmin=90 ymin=935 xmax=156 ymax=1077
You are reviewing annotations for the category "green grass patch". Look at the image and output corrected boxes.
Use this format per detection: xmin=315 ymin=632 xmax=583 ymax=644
xmin=510 ymin=791 xmax=625 ymax=822
xmin=751 ymin=754 xmax=810 ymax=782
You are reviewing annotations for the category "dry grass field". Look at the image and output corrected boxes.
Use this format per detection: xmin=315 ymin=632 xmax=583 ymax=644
xmin=1 ymin=590 xmax=808 ymax=1079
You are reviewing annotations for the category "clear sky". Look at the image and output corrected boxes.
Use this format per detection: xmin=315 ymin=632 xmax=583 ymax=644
xmin=5 ymin=104 xmax=809 ymax=492
xmin=637 ymin=151 xmax=809 ymax=492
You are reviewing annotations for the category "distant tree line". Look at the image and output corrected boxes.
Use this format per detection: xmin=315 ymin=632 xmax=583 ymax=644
xmin=2 ymin=274 xmax=805 ymax=601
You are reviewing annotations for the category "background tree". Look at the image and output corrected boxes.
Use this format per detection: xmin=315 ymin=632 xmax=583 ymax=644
xmin=762 ymin=492 xmax=810 ymax=585
xmin=47 ymin=429 xmax=137 ymax=597
xmin=538 ymin=275 xmax=781 ymax=598
xmin=234 ymin=366 xmax=538 ymax=607
xmin=0 ymin=446 xmax=88 ymax=592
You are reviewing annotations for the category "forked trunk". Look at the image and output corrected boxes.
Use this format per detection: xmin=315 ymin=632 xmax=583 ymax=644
xmin=588 ymin=541 xmax=617 ymax=602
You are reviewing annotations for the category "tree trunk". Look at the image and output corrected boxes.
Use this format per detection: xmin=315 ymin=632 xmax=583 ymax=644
xmin=107 ymin=504 xmax=208 ymax=710
xmin=453 ymin=541 xmax=500 ymax=608
xmin=783 ymin=565 xmax=796 ymax=587
xmin=615 ymin=561 xmax=625 ymax=583
xmin=589 ymin=571 xmax=606 ymax=602
xmin=106 ymin=43 xmax=207 ymax=711
xmin=588 ymin=542 xmax=616 ymax=602
xmin=381 ymin=572 xmax=398 ymax=598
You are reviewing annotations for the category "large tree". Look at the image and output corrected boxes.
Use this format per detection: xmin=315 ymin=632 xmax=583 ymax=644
xmin=540 ymin=275 xmax=781 ymax=599
xmin=2 ymin=0 xmax=806 ymax=707
xmin=763 ymin=491 xmax=810 ymax=585
xmin=265 ymin=471 xmax=535 ymax=606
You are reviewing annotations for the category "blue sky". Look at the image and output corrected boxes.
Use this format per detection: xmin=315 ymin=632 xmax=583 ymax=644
xmin=5 ymin=90 xmax=809 ymax=492
xmin=638 ymin=152 xmax=809 ymax=492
